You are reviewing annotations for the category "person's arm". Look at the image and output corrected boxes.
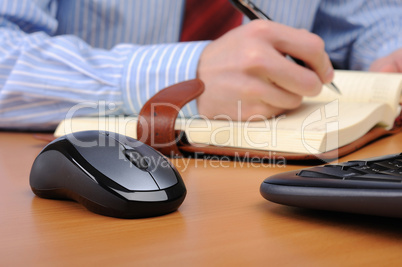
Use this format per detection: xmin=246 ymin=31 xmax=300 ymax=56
xmin=0 ymin=0 xmax=207 ymax=130
xmin=313 ymin=0 xmax=402 ymax=71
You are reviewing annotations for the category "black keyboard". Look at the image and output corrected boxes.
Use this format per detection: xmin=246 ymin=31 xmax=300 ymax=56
xmin=260 ymin=153 xmax=402 ymax=218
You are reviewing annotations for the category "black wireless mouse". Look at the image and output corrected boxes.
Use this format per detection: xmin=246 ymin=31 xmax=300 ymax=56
xmin=30 ymin=131 xmax=186 ymax=218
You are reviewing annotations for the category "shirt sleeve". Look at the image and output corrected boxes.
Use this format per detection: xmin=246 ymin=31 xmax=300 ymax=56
xmin=0 ymin=0 xmax=209 ymax=130
xmin=313 ymin=0 xmax=402 ymax=70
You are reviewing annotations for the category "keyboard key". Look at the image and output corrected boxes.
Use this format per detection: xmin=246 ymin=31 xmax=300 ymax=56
xmin=299 ymin=166 xmax=361 ymax=179
xmin=298 ymin=170 xmax=340 ymax=179
xmin=350 ymin=166 xmax=381 ymax=174
xmin=392 ymin=159 xmax=402 ymax=167
xmin=371 ymin=161 xmax=400 ymax=170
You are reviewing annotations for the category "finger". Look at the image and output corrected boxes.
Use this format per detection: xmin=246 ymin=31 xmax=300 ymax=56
xmin=254 ymin=21 xmax=334 ymax=84
xmin=259 ymin=79 xmax=304 ymax=109
xmin=274 ymin=30 xmax=333 ymax=84
xmin=245 ymin=77 xmax=304 ymax=110
xmin=246 ymin=46 xmax=323 ymax=97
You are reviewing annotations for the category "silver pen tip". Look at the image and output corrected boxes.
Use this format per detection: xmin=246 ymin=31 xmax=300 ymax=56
xmin=327 ymin=82 xmax=341 ymax=95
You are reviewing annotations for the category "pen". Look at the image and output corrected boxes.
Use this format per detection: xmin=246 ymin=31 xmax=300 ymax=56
xmin=229 ymin=0 xmax=341 ymax=95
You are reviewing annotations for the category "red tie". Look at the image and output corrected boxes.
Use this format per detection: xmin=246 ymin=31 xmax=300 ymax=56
xmin=180 ymin=0 xmax=243 ymax=42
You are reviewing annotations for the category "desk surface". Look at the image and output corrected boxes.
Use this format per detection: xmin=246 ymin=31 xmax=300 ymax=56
xmin=2 ymin=131 xmax=402 ymax=266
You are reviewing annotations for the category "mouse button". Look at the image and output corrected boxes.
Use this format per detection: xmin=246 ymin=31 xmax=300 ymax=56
xmin=73 ymin=140 xmax=159 ymax=191
xmin=114 ymin=138 xmax=179 ymax=189
xmin=149 ymin=158 xmax=179 ymax=189
xmin=122 ymin=143 xmax=179 ymax=189
xmin=123 ymin=149 xmax=149 ymax=170
xmin=127 ymin=142 xmax=167 ymax=169
xmin=116 ymin=139 xmax=154 ymax=170
xmin=99 ymin=150 xmax=160 ymax=191
xmin=102 ymin=164 xmax=159 ymax=192
xmin=124 ymin=140 xmax=155 ymax=157
xmin=65 ymin=131 xmax=102 ymax=146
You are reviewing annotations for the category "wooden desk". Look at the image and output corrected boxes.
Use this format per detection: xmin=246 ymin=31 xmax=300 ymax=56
xmin=2 ymin=131 xmax=402 ymax=266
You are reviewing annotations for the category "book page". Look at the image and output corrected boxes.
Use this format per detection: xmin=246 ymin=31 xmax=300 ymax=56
xmin=306 ymin=71 xmax=402 ymax=114
xmin=183 ymin=101 xmax=392 ymax=153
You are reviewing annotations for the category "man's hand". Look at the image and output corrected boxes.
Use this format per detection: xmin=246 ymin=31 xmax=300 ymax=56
xmin=369 ymin=48 xmax=402 ymax=73
xmin=196 ymin=20 xmax=334 ymax=121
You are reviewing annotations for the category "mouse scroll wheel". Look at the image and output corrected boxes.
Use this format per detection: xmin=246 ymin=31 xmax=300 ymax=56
xmin=124 ymin=149 xmax=149 ymax=170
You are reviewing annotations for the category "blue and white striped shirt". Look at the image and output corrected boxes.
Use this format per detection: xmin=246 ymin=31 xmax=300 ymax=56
xmin=0 ymin=0 xmax=401 ymax=130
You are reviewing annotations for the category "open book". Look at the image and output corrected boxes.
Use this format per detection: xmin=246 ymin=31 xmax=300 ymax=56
xmin=55 ymin=71 xmax=402 ymax=154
